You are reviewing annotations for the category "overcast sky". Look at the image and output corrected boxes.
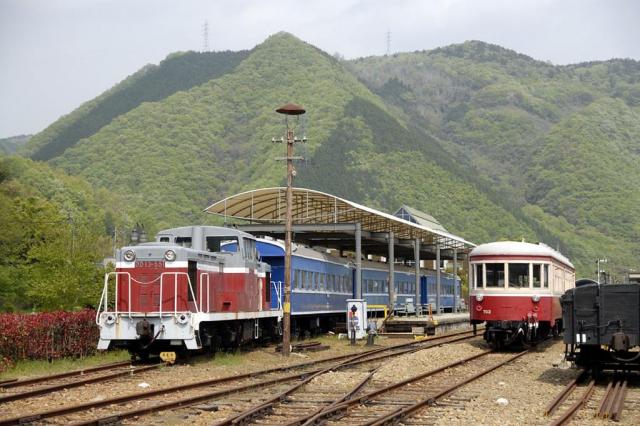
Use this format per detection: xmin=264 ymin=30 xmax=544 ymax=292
xmin=1 ymin=0 xmax=639 ymax=139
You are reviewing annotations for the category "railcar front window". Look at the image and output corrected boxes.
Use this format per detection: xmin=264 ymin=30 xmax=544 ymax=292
xmin=474 ymin=264 xmax=482 ymax=289
xmin=533 ymin=264 xmax=541 ymax=288
xmin=485 ymin=263 xmax=505 ymax=288
xmin=508 ymin=263 xmax=529 ymax=288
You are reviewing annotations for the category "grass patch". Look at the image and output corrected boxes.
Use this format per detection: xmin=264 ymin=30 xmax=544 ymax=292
xmin=209 ymin=352 xmax=245 ymax=367
xmin=0 ymin=350 xmax=130 ymax=380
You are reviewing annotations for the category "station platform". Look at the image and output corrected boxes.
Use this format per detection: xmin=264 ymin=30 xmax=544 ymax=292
xmin=378 ymin=312 xmax=471 ymax=337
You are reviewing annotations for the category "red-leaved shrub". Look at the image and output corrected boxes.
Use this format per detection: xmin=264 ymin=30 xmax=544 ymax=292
xmin=0 ymin=310 xmax=99 ymax=362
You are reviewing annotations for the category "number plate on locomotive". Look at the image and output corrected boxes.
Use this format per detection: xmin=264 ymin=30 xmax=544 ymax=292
xmin=135 ymin=260 xmax=165 ymax=268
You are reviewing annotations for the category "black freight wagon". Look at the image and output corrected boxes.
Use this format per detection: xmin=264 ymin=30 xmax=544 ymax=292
xmin=562 ymin=282 xmax=640 ymax=373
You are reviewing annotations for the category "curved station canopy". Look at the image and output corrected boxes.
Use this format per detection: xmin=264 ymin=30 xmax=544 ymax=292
xmin=204 ymin=187 xmax=474 ymax=259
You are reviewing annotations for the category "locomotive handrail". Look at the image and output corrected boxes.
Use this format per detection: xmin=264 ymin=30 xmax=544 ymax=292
xmin=159 ymin=272 xmax=200 ymax=319
xmin=96 ymin=272 xmax=132 ymax=325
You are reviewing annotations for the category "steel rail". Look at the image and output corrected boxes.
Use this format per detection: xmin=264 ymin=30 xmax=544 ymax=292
xmin=0 ymin=363 xmax=164 ymax=404
xmin=0 ymin=328 xmax=480 ymax=426
xmin=597 ymin=378 xmax=628 ymax=420
xmin=284 ymin=367 xmax=377 ymax=426
xmin=299 ymin=349 xmax=495 ymax=426
xmin=0 ymin=360 xmax=132 ymax=389
xmin=213 ymin=331 xmax=481 ymax=426
xmin=218 ymin=338 xmax=465 ymax=426
xmin=544 ymin=368 xmax=588 ymax=416
xmin=550 ymin=379 xmax=596 ymax=426
xmin=602 ymin=380 xmax=620 ymax=418
xmin=611 ymin=379 xmax=628 ymax=421
xmin=0 ymin=339 xmax=397 ymax=425
xmin=363 ymin=350 xmax=530 ymax=426
xmin=76 ymin=331 xmax=482 ymax=426
xmin=595 ymin=380 xmax=614 ymax=418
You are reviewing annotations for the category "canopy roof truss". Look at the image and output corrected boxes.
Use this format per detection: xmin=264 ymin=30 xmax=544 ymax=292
xmin=204 ymin=188 xmax=475 ymax=254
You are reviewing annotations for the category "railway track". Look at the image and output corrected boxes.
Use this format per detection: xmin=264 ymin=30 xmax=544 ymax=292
xmin=235 ymin=337 xmax=548 ymax=426
xmin=0 ymin=328 xmax=481 ymax=425
xmin=545 ymin=371 xmax=640 ymax=426
xmin=0 ymin=360 xmax=131 ymax=389
xmin=545 ymin=370 xmax=638 ymax=425
xmin=296 ymin=349 xmax=528 ymax=425
xmin=0 ymin=361 xmax=165 ymax=404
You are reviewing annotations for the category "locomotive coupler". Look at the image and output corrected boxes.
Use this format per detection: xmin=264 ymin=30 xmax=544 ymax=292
xmin=611 ymin=332 xmax=630 ymax=352
xmin=136 ymin=319 xmax=154 ymax=337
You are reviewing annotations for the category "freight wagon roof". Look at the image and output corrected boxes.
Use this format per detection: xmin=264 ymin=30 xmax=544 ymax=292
xmin=204 ymin=187 xmax=475 ymax=250
xmin=470 ymin=241 xmax=574 ymax=269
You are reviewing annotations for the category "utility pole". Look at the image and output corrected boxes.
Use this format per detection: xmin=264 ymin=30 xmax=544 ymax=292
xmin=273 ymin=103 xmax=306 ymax=357
xmin=202 ymin=21 xmax=210 ymax=52
xmin=596 ymin=258 xmax=607 ymax=284
xmin=386 ymin=30 xmax=391 ymax=56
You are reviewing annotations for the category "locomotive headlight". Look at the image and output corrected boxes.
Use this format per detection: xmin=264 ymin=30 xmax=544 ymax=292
xmin=531 ymin=295 xmax=541 ymax=303
xmin=123 ymin=250 xmax=136 ymax=262
xmin=475 ymin=294 xmax=484 ymax=302
xmin=164 ymin=250 xmax=177 ymax=262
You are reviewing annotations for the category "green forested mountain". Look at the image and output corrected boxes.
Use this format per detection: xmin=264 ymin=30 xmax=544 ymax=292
xmin=21 ymin=34 xmax=640 ymax=279
xmin=348 ymin=41 xmax=640 ymax=277
xmin=0 ymin=156 xmax=124 ymax=310
xmin=0 ymin=135 xmax=31 ymax=155
xmin=22 ymin=50 xmax=249 ymax=161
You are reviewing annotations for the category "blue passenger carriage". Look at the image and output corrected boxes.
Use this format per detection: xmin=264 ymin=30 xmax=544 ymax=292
xmin=421 ymin=272 xmax=460 ymax=312
xmin=226 ymin=239 xmax=353 ymax=334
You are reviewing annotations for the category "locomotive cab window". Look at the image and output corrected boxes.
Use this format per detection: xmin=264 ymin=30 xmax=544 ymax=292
xmin=159 ymin=236 xmax=171 ymax=243
xmin=485 ymin=263 xmax=505 ymax=288
xmin=242 ymin=238 xmax=257 ymax=261
xmin=176 ymin=237 xmax=192 ymax=248
xmin=208 ymin=236 xmax=238 ymax=252
xmin=508 ymin=263 xmax=529 ymax=288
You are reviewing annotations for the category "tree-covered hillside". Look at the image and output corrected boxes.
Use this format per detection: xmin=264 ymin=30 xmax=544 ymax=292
xmin=0 ymin=135 xmax=31 ymax=155
xmin=22 ymin=50 xmax=249 ymax=161
xmin=0 ymin=156 xmax=123 ymax=311
xmin=43 ymin=33 xmax=540 ymax=247
xmin=348 ymin=41 xmax=640 ymax=276
xmin=22 ymin=34 xmax=640 ymax=279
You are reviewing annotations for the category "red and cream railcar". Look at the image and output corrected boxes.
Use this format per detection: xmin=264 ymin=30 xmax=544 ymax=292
xmin=469 ymin=241 xmax=575 ymax=347
xmin=96 ymin=226 xmax=282 ymax=358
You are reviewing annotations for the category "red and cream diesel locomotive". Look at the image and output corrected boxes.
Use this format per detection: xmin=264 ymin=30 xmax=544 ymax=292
xmin=96 ymin=226 xmax=282 ymax=358
xmin=469 ymin=241 xmax=575 ymax=347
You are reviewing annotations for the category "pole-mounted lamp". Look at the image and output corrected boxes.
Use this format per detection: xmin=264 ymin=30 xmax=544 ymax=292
xmin=274 ymin=102 xmax=306 ymax=357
